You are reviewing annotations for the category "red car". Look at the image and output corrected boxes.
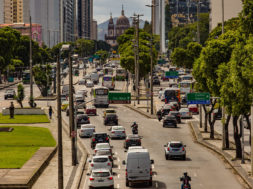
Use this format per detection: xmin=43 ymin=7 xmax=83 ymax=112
xmin=188 ymin=104 xmax=199 ymax=114
xmin=85 ymin=106 xmax=97 ymax=115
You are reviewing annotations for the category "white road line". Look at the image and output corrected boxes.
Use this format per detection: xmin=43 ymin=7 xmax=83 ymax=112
xmin=118 ymin=174 xmax=120 ymax=178
xmin=194 ymin=172 xmax=197 ymax=177
xmin=156 ymin=181 xmax=159 ymax=188
xmin=117 ymin=158 xmax=120 ymax=162
xmin=115 ymin=152 xmax=118 ymax=155
xmin=117 ymin=184 xmax=120 ymax=188
xmin=118 ymin=165 xmax=121 ymax=169
xmin=152 ymin=164 xmax=155 ymax=169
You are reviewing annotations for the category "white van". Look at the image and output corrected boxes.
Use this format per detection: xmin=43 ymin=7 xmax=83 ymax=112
xmin=123 ymin=148 xmax=154 ymax=187
xmin=90 ymin=72 xmax=99 ymax=84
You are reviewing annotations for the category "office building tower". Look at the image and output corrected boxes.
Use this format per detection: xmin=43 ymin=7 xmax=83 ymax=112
xmin=91 ymin=19 xmax=97 ymax=40
xmin=0 ymin=0 xmax=4 ymax=24
xmin=78 ymin=0 xmax=93 ymax=39
xmin=4 ymin=0 xmax=24 ymax=23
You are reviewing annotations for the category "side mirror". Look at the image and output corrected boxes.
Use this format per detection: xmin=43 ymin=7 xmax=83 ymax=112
xmin=184 ymin=145 xmax=186 ymax=147
xmin=151 ymin=159 xmax=154 ymax=164
xmin=124 ymin=150 xmax=127 ymax=153
xmin=122 ymin=160 xmax=126 ymax=165
xmin=164 ymin=145 xmax=167 ymax=147
xmin=86 ymin=173 xmax=90 ymax=176
xmin=110 ymin=146 xmax=113 ymax=148
xmin=88 ymin=160 xmax=91 ymax=163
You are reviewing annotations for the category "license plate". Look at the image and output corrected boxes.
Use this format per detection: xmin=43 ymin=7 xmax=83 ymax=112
xmin=98 ymin=180 xmax=104 ymax=182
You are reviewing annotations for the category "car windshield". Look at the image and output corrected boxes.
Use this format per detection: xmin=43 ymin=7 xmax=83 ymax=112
xmin=96 ymin=144 xmax=110 ymax=149
xmin=107 ymin=110 xmax=115 ymax=113
xmin=180 ymin=109 xmax=189 ymax=112
xmin=170 ymin=143 xmax=183 ymax=148
xmin=107 ymin=114 xmax=116 ymax=118
xmin=96 ymin=150 xmax=110 ymax=156
xmin=113 ymin=127 xmax=124 ymax=130
xmin=95 ymin=134 xmax=107 ymax=138
xmin=165 ymin=116 xmax=175 ymax=120
xmin=93 ymin=157 xmax=108 ymax=163
xmin=92 ymin=172 xmax=110 ymax=177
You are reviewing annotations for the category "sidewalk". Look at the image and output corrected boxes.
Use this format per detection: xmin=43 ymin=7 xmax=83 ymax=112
xmin=0 ymin=79 xmax=20 ymax=90
xmin=190 ymin=121 xmax=253 ymax=188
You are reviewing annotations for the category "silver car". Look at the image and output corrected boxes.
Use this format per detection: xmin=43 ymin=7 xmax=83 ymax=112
xmin=86 ymin=80 xmax=94 ymax=87
xmin=179 ymin=108 xmax=192 ymax=119
xmin=108 ymin=126 xmax=126 ymax=139
xmin=94 ymin=143 xmax=112 ymax=154
xmin=89 ymin=155 xmax=112 ymax=172
xmin=88 ymin=169 xmax=114 ymax=189
xmin=164 ymin=141 xmax=186 ymax=160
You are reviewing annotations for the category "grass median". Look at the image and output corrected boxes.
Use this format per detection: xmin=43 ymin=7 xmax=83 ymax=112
xmin=0 ymin=126 xmax=56 ymax=168
xmin=0 ymin=114 xmax=50 ymax=124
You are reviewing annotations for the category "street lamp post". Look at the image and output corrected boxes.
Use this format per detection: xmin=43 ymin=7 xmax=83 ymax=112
xmin=29 ymin=13 xmax=34 ymax=107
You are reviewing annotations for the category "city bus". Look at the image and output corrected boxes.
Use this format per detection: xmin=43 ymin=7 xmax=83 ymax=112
xmin=102 ymin=75 xmax=115 ymax=90
xmin=22 ymin=70 xmax=30 ymax=84
xmin=178 ymin=74 xmax=193 ymax=82
xmin=179 ymin=80 xmax=194 ymax=94
xmin=163 ymin=87 xmax=181 ymax=103
xmin=92 ymin=86 xmax=109 ymax=108
xmin=115 ymin=68 xmax=126 ymax=81
xmin=103 ymin=67 xmax=114 ymax=75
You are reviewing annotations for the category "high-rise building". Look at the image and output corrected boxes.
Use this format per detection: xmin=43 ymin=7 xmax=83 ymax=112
xmin=63 ymin=0 xmax=74 ymax=41
xmin=3 ymin=0 xmax=24 ymax=23
xmin=78 ymin=0 xmax=93 ymax=39
xmin=91 ymin=20 xmax=97 ymax=40
xmin=0 ymin=0 xmax=4 ymax=24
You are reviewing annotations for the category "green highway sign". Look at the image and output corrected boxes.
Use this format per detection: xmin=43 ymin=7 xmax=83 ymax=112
xmin=108 ymin=92 xmax=131 ymax=104
xmin=187 ymin=93 xmax=210 ymax=104
xmin=165 ymin=71 xmax=179 ymax=78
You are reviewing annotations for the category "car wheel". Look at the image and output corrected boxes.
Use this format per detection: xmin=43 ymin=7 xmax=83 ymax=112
xmin=165 ymin=154 xmax=169 ymax=160
xmin=149 ymin=179 xmax=152 ymax=186
xmin=163 ymin=124 xmax=165 ymax=127
xmin=183 ymin=154 xmax=186 ymax=160
xmin=111 ymin=185 xmax=114 ymax=189
xmin=175 ymin=125 xmax=177 ymax=128
xmin=126 ymin=179 xmax=129 ymax=187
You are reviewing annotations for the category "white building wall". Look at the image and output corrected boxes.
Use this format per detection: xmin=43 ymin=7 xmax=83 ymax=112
xmin=210 ymin=0 xmax=242 ymax=31
xmin=0 ymin=0 xmax=4 ymax=24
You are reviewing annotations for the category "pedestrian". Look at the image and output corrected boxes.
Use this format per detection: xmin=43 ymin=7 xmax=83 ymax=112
xmin=49 ymin=106 xmax=53 ymax=119
xmin=9 ymin=102 xmax=15 ymax=119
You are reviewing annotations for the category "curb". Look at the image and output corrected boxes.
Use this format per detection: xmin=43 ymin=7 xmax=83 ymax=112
xmin=189 ymin=121 xmax=253 ymax=188
xmin=0 ymin=81 xmax=20 ymax=90
xmin=124 ymin=104 xmax=157 ymax=119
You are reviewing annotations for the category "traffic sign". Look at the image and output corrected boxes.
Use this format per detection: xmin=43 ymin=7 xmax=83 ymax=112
xmin=187 ymin=93 xmax=210 ymax=104
xmin=108 ymin=92 xmax=131 ymax=104
xmin=165 ymin=71 xmax=179 ymax=78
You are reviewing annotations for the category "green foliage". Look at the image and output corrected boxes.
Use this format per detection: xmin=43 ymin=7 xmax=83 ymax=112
xmin=15 ymin=84 xmax=25 ymax=108
xmin=143 ymin=21 xmax=152 ymax=34
xmin=95 ymin=50 xmax=109 ymax=64
xmin=165 ymin=3 xmax=172 ymax=40
xmin=239 ymin=0 xmax=253 ymax=36
xmin=76 ymin=39 xmax=95 ymax=57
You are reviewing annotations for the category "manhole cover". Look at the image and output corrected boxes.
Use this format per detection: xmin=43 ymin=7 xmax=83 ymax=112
xmin=0 ymin=127 xmax=14 ymax=132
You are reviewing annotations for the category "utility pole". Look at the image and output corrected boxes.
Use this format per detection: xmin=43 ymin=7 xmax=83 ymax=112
xmin=197 ymin=0 xmax=200 ymax=44
xmin=57 ymin=55 xmax=64 ymax=189
xmin=68 ymin=52 xmax=77 ymax=166
xmin=251 ymin=104 xmax=253 ymax=175
xmin=131 ymin=16 xmax=137 ymax=106
xmin=29 ymin=13 xmax=33 ymax=107
xmin=222 ymin=0 xmax=224 ymax=34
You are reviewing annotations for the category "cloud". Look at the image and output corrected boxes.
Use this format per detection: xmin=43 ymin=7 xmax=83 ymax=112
xmin=94 ymin=0 xmax=151 ymax=24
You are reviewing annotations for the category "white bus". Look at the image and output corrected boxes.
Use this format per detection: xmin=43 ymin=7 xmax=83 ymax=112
xmin=102 ymin=75 xmax=115 ymax=90
xmin=103 ymin=67 xmax=114 ymax=75
xmin=179 ymin=80 xmax=194 ymax=94
xmin=92 ymin=86 xmax=109 ymax=108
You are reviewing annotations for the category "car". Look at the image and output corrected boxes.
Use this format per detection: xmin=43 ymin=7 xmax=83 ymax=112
xmin=161 ymin=104 xmax=173 ymax=116
xmin=86 ymin=80 xmax=94 ymax=87
xmin=76 ymin=114 xmax=90 ymax=128
xmin=212 ymin=108 xmax=222 ymax=120
xmin=79 ymin=124 xmax=95 ymax=138
xmin=164 ymin=141 xmax=186 ymax=160
xmin=104 ymin=113 xmax=118 ymax=125
xmin=168 ymin=111 xmax=181 ymax=123
xmin=153 ymin=78 xmax=160 ymax=85
xmin=86 ymin=106 xmax=97 ymax=115
xmin=103 ymin=109 xmax=116 ymax=118
xmin=66 ymin=107 xmax=85 ymax=116
xmin=4 ymin=89 xmax=16 ymax=99
xmin=188 ymin=104 xmax=199 ymax=114
xmin=94 ymin=143 xmax=112 ymax=154
xmin=76 ymin=89 xmax=88 ymax=98
xmin=91 ymin=133 xmax=110 ymax=149
xmin=89 ymin=155 xmax=112 ymax=172
xmin=98 ymin=71 xmax=104 ymax=77
xmin=62 ymin=85 xmax=75 ymax=96
xmin=163 ymin=115 xmax=177 ymax=128
xmin=75 ymin=99 xmax=86 ymax=109
xmin=108 ymin=126 xmax=126 ymax=139
xmin=74 ymin=93 xmax=84 ymax=101
xmin=83 ymin=74 xmax=90 ymax=79
xmin=169 ymin=101 xmax=179 ymax=111
xmin=88 ymin=169 xmax=114 ymax=189
xmin=78 ymin=78 xmax=86 ymax=85
xmin=61 ymin=101 xmax=69 ymax=111
xmin=95 ymin=149 xmax=114 ymax=165
xmin=179 ymin=108 xmax=192 ymax=119
xmin=60 ymin=94 xmax=68 ymax=101
xmin=181 ymin=95 xmax=187 ymax=105
xmin=124 ymin=134 xmax=141 ymax=149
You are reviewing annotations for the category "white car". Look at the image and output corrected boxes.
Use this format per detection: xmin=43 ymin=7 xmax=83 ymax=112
xmin=89 ymin=155 xmax=112 ymax=172
xmin=83 ymin=74 xmax=90 ymax=79
xmin=78 ymin=78 xmax=86 ymax=85
xmin=86 ymin=80 xmax=94 ymax=87
xmin=95 ymin=143 xmax=112 ymax=154
xmin=79 ymin=124 xmax=95 ymax=138
xmin=164 ymin=141 xmax=186 ymax=160
xmin=179 ymin=108 xmax=192 ymax=119
xmin=108 ymin=126 xmax=126 ymax=139
xmin=88 ymin=169 xmax=114 ymax=189
xmin=76 ymin=89 xmax=88 ymax=97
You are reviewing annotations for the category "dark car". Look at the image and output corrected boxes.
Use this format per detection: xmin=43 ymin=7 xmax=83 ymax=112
xmin=91 ymin=133 xmax=110 ymax=149
xmin=163 ymin=115 xmax=177 ymax=128
xmin=4 ymin=89 xmax=16 ymax=99
xmin=104 ymin=113 xmax=118 ymax=125
xmin=161 ymin=105 xmax=173 ymax=116
xmin=153 ymin=78 xmax=160 ymax=85
xmin=213 ymin=109 xmax=222 ymax=120
xmin=169 ymin=111 xmax=181 ymax=123
xmin=124 ymin=134 xmax=142 ymax=149
xmin=76 ymin=114 xmax=90 ymax=128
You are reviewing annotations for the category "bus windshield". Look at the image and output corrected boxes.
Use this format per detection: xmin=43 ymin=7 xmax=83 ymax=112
xmin=103 ymin=77 xmax=112 ymax=81
xmin=116 ymin=69 xmax=125 ymax=74
xmin=180 ymin=83 xmax=191 ymax=88
xmin=95 ymin=89 xmax=108 ymax=95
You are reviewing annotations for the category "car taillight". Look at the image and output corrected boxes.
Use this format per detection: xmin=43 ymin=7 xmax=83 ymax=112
xmin=108 ymin=176 xmax=113 ymax=180
xmin=88 ymin=118 xmax=90 ymax=121
xmin=167 ymin=147 xmax=170 ymax=151
xmin=90 ymin=163 xmax=94 ymax=167
xmin=182 ymin=147 xmax=185 ymax=151
xmin=138 ymin=139 xmax=141 ymax=143
xmin=109 ymin=156 xmax=112 ymax=159
xmin=126 ymin=139 xmax=129 ymax=142
xmin=150 ymin=168 xmax=152 ymax=175
xmin=125 ymin=169 xmax=128 ymax=176
xmin=106 ymin=137 xmax=109 ymax=141
xmin=94 ymin=150 xmax=97 ymax=153
xmin=89 ymin=177 xmax=94 ymax=181
xmin=111 ymin=131 xmax=115 ymax=133
xmin=122 ymin=131 xmax=125 ymax=133
xmin=92 ymin=138 xmax=95 ymax=142
xmin=107 ymin=162 xmax=111 ymax=166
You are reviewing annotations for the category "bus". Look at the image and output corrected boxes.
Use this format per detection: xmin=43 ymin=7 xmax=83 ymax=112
xmin=115 ymin=68 xmax=126 ymax=81
xmin=163 ymin=87 xmax=181 ymax=103
xmin=92 ymin=86 xmax=109 ymax=108
xmin=22 ymin=70 xmax=30 ymax=84
xmin=178 ymin=74 xmax=193 ymax=82
xmin=179 ymin=80 xmax=194 ymax=94
xmin=102 ymin=75 xmax=115 ymax=90
xmin=103 ymin=67 xmax=114 ymax=75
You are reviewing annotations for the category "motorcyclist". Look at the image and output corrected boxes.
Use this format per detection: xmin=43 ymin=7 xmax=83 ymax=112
xmin=180 ymin=172 xmax=191 ymax=189
xmin=131 ymin=122 xmax=138 ymax=134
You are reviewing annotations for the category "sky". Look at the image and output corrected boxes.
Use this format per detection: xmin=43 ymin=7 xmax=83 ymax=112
xmin=93 ymin=0 xmax=152 ymax=24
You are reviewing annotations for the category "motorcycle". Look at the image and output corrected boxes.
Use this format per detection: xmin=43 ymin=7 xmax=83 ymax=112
xmin=180 ymin=173 xmax=191 ymax=189
xmin=132 ymin=127 xmax=138 ymax=134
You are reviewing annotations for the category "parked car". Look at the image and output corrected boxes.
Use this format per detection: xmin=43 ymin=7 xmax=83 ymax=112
xmin=163 ymin=115 xmax=177 ymax=128
xmin=124 ymin=134 xmax=142 ymax=149
xmin=89 ymin=155 xmax=112 ymax=172
xmin=164 ymin=141 xmax=186 ymax=160
xmin=86 ymin=106 xmax=97 ymax=115
xmin=188 ymin=104 xmax=199 ymax=114
xmin=104 ymin=113 xmax=118 ymax=125
xmin=179 ymin=108 xmax=192 ymax=119
xmin=76 ymin=114 xmax=90 ymax=128
xmin=91 ymin=132 xmax=110 ymax=149
xmin=168 ymin=111 xmax=181 ymax=123
xmin=4 ymin=89 xmax=16 ymax=99
xmin=88 ymin=169 xmax=114 ymax=189
xmin=79 ymin=124 xmax=95 ymax=138
xmin=108 ymin=126 xmax=126 ymax=139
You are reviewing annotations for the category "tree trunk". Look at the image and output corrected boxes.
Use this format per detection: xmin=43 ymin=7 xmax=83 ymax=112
xmin=202 ymin=105 xmax=208 ymax=132
xmin=208 ymin=99 xmax=217 ymax=139
xmin=225 ymin=114 xmax=231 ymax=149
xmin=244 ymin=114 xmax=251 ymax=146
xmin=233 ymin=116 xmax=242 ymax=159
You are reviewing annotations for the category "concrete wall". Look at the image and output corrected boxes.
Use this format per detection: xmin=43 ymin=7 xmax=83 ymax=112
xmin=0 ymin=0 xmax=4 ymax=24
xmin=210 ymin=0 xmax=242 ymax=31
xmin=2 ymin=108 xmax=46 ymax=115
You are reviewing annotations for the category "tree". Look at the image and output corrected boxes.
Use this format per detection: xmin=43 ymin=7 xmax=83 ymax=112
xmin=15 ymin=84 xmax=25 ymax=108
xmin=143 ymin=21 xmax=152 ymax=34
xmin=76 ymin=39 xmax=95 ymax=57
xmin=165 ymin=3 xmax=172 ymax=40
xmin=239 ymin=0 xmax=253 ymax=36
xmin=95 ymin=50 xmax=109 ymax=64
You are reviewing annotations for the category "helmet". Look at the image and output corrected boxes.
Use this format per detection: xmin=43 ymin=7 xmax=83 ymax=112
xmin=133 ymin=122 xmax=136 ymax=124
xmin=183 ymin=172 xmax=188 ymax=177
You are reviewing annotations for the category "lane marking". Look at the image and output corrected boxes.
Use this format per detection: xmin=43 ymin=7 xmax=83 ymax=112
xmin=118 ymin=174 xmax=120 ymax=178
xmin=115 ymin=152 xmax=118 ymax=155
xmin=118 ymin=165 xmax=121 ymax=170
xmin=156 ymin=181 xmax=158 ymax=188
xmin=117 ymin=184 xmax=120 ymax=188
xmin=152 ymin=164 xmax=155 ymax=169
